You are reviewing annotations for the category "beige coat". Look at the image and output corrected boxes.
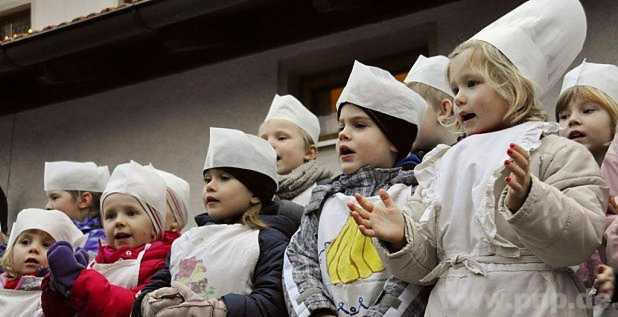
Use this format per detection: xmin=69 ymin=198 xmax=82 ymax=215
xmin=382 ymin=133 xmax=607 ymax=316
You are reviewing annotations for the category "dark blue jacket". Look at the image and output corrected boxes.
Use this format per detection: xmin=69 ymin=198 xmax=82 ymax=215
xmin=131 ymin=199 xmax=302 ymax=317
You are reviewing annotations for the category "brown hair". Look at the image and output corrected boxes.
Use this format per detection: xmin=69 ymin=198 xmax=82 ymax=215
xmin=556 ymin=85 xmax=618 ymax=135
xmin=67 ymin=190 xmax=102 ymax=216
xmin=448 ymin=40 xmax=547 ymax=132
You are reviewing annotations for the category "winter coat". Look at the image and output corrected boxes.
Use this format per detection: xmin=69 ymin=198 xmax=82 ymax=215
xmin=131 ymin=199 xmax=302 ymax=317
xmin=381 ymin=130 xmax=607 ymax=316
xmin=41 ymin=236 xmax=175 ymax=317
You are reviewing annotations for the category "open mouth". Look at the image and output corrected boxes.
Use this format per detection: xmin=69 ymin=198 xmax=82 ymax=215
xmin=24 ymin=258 xmax=39 ymax=265
xmin=339 ymin=145 xmax=355 ymax=156
xmin=460 ymin=112 xmax=476 ymax=122
xmin=114 ymin=232 xmax=132 ymax=239
xmin=567 ymin=130 xmax=586 ymax=140
xmin=206 ymin=197 xmax=219 ymax=203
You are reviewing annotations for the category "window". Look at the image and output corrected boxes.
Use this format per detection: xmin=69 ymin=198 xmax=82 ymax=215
xmin=298 ymin=48 xmax=427 ymax=141
xmin=0 ymin=6 xmax=30 ymax=40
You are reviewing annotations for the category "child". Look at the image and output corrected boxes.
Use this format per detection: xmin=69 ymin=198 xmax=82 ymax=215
xmin=283 ymin=60 xmax=429 ymax=317
xmin=42 ymin=160 xmax=172 ymax=317
xmin=0 ymin=208 xmax=84 ymax=317
xmin=148 ymin=165 xmax=191 ymax=234
xmin=133 ymin=127 xmax=297 ymax=316
xmin=349 ymin=0 xmax=607 ymax=315
xmin=404 ymin=54 xmax=457 ymax=153
xmin=556 ymin=61 xmax=618 ymax=298
xmin=44 ymin=161 xmax=110 ymax=257
xmin=259 ymin=94 xmax=332 ymax=206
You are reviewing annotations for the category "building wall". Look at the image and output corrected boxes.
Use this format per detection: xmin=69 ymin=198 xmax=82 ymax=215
xmin=31 ymin=0 xmax=119 ymax=30
xmin=1 ymin=0 xmax=616 ymax=229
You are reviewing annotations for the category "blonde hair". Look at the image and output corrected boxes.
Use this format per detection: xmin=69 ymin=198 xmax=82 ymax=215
xmin=448 ymin=40 xmax=547 ymax=131
xmin=408 ymin=82 xmax=453 ymax=110
xmin=241 ymin=203 xmax=268 ymax=230
xmin=556 ymin=85 xmax=618 ymax=134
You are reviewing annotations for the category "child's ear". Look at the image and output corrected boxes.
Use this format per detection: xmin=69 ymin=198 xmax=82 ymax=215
xmin=304 ymin=145 xmax=318 ymax=161
xmin=250 ymin=195 xmax=261 ymax=205
xmin=438 ymin=99 xmax=454 ymax=119
xmin=78 ymin=192 xmax=94 ymax=210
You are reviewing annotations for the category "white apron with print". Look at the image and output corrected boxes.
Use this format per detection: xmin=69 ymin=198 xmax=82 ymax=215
xmin=0 ymin=289 xmax=43 ymax=317
xmin=318 ymin=183 xmax=418 ymax=316
xmin=416 ymin=122 xmax=589 ymax=317
xmin=88 ymin=244 xmax=150 ymax=288
xmin=169 ymin=224 xmax=260 ymax=300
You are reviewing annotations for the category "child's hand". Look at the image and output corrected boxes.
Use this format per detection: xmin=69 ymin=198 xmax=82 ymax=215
xmin=348 ymin=189 xmax=406 ymax=252
xmin=47 ymin=241 xmax=86 ymax=297
xmin=504 ymin=143 xmax=532 ymax=212
xmin=595 ymin=264 xmax=615 ymax=301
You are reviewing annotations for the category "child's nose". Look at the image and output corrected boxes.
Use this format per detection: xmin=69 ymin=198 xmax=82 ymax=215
xmin=567 ymin=113 xmax=581 ymax=126
xmin=338 ymin=127 xmax=350 ymax=141
xmin=44 ymin=201 xmax=53 ymax=210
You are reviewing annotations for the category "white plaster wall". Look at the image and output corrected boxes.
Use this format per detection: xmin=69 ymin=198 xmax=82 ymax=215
xmin=1 ymin=0 xmax=616 ymax=228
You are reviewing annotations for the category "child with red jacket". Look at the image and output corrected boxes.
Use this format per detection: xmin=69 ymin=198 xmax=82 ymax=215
xmin=42 ymin=160 xmax=174 ymax=317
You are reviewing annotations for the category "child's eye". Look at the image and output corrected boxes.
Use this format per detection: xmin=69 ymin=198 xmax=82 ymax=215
xmin=557 ymin=112 xmax=569 ymax=121
xmin=220 ymin=175 xmax=231 ymax=181
xmin=337 ymin=123 xmax=345 ymax=132
xmin=104 ymin=211 xmax=116 ymax=220
xmin=353 ymin=122 xmax=367 ymax=129
xmin=583 ymin=108 xmax=596 ymax=114
xmin=204 ymin=176 xmax=212 ymax=183
xmin=466 ymin=80 xmax=477 ymax=88
xmin=19 ymin=239 xmax=31 ymax=246
xmin=42 ymin=241 xmax=53 ymax=249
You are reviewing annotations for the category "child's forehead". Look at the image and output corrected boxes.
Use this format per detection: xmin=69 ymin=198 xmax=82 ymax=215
xmin=448 ymin=48 xmax=482 ymax=79
xmin=260 ymin=118 xmax=303 ymax=134
xmin=103 ymin=193 xmax=143 ymax=209
xmin=18 ymin=229 xmax=54 ymax=241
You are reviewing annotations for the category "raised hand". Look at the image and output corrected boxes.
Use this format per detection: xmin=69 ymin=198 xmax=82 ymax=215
xmin=348 ymin=189 xmax=406 ymax=252
xmin=504 ymin=143 xmax=532 ymax=212
xmin=47 ymin=241 xmax=86 ymax=297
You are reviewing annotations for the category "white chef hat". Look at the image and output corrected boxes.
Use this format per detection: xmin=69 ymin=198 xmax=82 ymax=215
xmin=560 ymin=60 xmax=618 ymax=105
xmin=101 ymin=161 xmax=167 ymax=238
xmin=147 ymin=165 xmax=190 ymax=230
xmin=470 ymin=0 xmax=586 ymax=97
xmin=203 ymin=127 xmax=278 ymax=200
xmin=404 ymin=54 xmax=454 ymax=98
xmin=264 ymin=94 xmax=321 ymax=144
xmin=44 ymin=161 xmax=110 ymax=192
xmin=336 ymin=60 xmax=426 ymax=126
xmin=7 ymin=209 xmax=85 ymax=250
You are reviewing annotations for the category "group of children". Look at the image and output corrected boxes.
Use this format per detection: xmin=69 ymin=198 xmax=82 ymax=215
xmin=0 ymin=0 xmax=618 ymax=316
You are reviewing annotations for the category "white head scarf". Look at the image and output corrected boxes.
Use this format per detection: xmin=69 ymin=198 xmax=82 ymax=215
xmin=203 ymin=127 xmax=278 ymax=190
xmin=560 ymin=60 xmax=618 ymax=104
xmin=44 ymin=161 xmax=109 ymax=192
xmin=404 ymin=54 xmax=454 ymax=98
xmin=265 ymin=94 xmax=321 ymax=144
xmin=336 ymin=60 xmax=426 ymax=125
xmin=147 ymin=165 xmax=190 ymax=231
xmin=7 ymin=208 xmax=85 ymax=249
xmin=101 ymin=161 xmax=167 ymax=238
xmin=471 ymin=0 xmax=587 ymax=97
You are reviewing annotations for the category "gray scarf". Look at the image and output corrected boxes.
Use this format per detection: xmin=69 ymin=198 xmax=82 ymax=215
xmin=277 ymin=160 xmax=333 ymax=200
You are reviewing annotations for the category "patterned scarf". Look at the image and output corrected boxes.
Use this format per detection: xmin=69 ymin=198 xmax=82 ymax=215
xmin=305 ymin=165 xmax=417 ymax=216
xmin=277 ymin=160 xmax=333 ymax=200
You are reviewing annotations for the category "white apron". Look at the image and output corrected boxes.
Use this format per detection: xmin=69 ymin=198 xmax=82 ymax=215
xmin=169 ymin=224 xmax=260 ymax=300
xmin=415 ymin=122 xmax=590 ymax=316
xmin=88 ymin=244 xmax=150 ymax=288
xmin=318 ymin=183 xmax=417 ymax=316
xmin=0 ymin=288 xmax=43 ymax=317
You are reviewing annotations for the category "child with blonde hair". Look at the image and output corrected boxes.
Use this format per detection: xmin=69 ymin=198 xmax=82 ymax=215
xmin=350 ymin=0 xmax=606 ymax=315
xmin=0 ymin=208 xmax=83 ymax=317
xmin=404 ymin=55 xmax=457 ymax=153
xmin=133 ymin=127 xmax=299 ymax=316
xmin=42 ymin=161 xmax=173 ymax=317
xmin=44 ymin=161 xmax=109 ymax=257
xmin=259 ymin=94 xmax=332 ymax=207
xmin=557 ymin=61 xmax=618 ymax=311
